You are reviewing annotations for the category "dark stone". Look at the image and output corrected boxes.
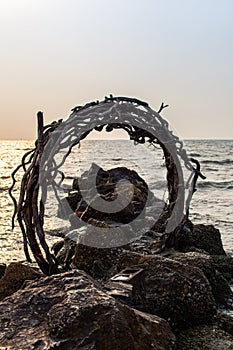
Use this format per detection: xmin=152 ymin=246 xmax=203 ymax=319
xmin=0 ymin=262 xmax=43 ymax=301
xmin=176 ymin=224 xmax=226 ymax=255
xmin=0 ymin=270 xmax=176 ymax=350
xmin=211 ymin=255 xmax=233 ymax=283
xmin=52 ymin=224 xmax=128 ymax=271
xmin=116 ymin=251 xmax=216 ymax=332
xmin=215 ymin=311 xmax=233 ymax=336
xmin=177 ymin=325 xmax=233 ymax=350
xmin=72 ymin=243 xmax=123 ymax=280
xmin=171 ymin=252 xmax=233 ymax=308
xmin=58 ymin=163 xmax=154 ymax=227
xmin=214 ymin=272 xmax=233 ymax=309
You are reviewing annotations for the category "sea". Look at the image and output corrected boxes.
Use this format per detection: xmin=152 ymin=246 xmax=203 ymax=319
xmin=0 ymin=139 xmax=232 ymax=264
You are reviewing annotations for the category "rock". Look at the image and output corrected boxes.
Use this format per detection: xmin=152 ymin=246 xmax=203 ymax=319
xmin=0 ymin=262 xmax=43 ymax=301
xmin=57 ymin=190 xmax=82 ymax=219
xmin=215 ymin=311 xmax=233 ymax=336
xmin=171 ymin=252 xmax=233 ymax=308
xmin=52 ymin=225 xmax=126 ymax=270
xmin=214 ymin=272 xmax=233 ymax=309
xmin=125 ymin=233 xmax=156 ymax=255
xmin=176 ymin=224 xmax=226 ymax=255
xmin=72 ymin=243 xmax=123 ymax=280
xmin=177 ymin=325 xmax=233 ymax=350
xmin=58 ymin=163 xmax=153 ymax=226
xmin=0 ymin=270 xmax=176 ymax=350
xmin=0 ymin=263 xmax=6 ymax=279
xmin=78 ymin=220 xmax=133 ymax=247
xmin=53 ymin=235 xmax=76 ymax=269
xmin=212 ymin=255 xmax=233 ymax=283
xmin=116 ymin=251 xmax=217 ymax=331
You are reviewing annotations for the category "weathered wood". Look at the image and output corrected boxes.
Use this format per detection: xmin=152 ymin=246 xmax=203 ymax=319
xmin=10 ymin=96 xmax=204 ymax=274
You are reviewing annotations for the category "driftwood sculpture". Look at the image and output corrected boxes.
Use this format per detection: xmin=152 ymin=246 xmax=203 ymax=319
xmin=9 ymin=96 xmax=205 ymax=275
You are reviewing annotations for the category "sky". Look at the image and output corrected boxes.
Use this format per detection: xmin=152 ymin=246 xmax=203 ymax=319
xmin=0 ymin=0 xmax=233 ymax=140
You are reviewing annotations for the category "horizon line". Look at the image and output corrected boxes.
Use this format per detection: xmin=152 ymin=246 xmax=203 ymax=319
xmin=0 ymin=138 xmax=233 ymax=142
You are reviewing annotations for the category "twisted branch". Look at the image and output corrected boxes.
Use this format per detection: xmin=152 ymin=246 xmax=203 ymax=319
xmin=10 ymin=95 xmax=204 ymax=273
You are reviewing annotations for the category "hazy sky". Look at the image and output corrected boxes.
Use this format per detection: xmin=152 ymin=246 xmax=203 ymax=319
xmin=0 ymin=0 xmax=232 ymax=140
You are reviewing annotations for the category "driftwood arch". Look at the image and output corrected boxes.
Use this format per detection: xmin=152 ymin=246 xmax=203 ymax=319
xmin=10 ymin=96 xmax=205 ymax=275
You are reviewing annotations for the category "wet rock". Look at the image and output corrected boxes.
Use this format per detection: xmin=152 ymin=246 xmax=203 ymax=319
xmin=177 ymin=325 xmax=233 ymax=350
xmin=212 ymin=255 xmax=233 ymax=283
xmin=0 ymin=270 xmax=176 ymax=350
xmin=171 ymin=252 xmax=233 ymax=308
xmin=58 ymin=163 xmax=153 ymax=226
xmin=176 ymin=224 xmax=226 ymax=255
xmin=78 ymin=220 xmax=133 ymax=247
xmin=55 ymin=163 xmax=165 ymax=266
xmin=116 ymin=251 xmax=216 ymax=331
xmin=215 ymin=311 xmax=233 ymax=336
xmin=214 ymin=272 xmax=233 ymax=309
xmin=52 ymin=225 xmax=127 ymax=270
xmin=125 ymin=233 xmax=156 ymax=255
xmin=72 ymin=243 xmax=123 ymax=280
xmin=0 ymin=262 xmax=43 ymax=301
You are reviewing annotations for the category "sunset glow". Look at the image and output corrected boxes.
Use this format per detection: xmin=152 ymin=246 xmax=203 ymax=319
xmin=0 ymin=0 xmax=232 ymax=139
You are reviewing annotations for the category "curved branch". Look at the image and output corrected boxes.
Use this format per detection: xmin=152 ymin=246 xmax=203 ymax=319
xmin=10 ymin=97 xmax=202 ymax=273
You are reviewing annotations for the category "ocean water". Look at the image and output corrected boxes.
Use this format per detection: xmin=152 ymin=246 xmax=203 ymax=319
xmin=0 ymin=139 xmax=232 ymax=263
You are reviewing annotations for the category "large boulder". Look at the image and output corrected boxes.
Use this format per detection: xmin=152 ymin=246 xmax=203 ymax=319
xmin=176 ymin=224 xmax=226 ymax=255
xmin=0 ymin=270 xmax=176 ymax=350
xmin=0 ymin=262 xmax=43 ymax=301
xmin=116 ymin=251 xmax=217 ymax=331
xmin=171 ymin=252 xmax=233 ymax=308
xmin=58 ymin=163 xmax=151 ymax=226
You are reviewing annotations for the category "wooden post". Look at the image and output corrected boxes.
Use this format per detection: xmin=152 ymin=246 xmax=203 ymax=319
xmin=37 ymin=111 xmax=44 ymax=139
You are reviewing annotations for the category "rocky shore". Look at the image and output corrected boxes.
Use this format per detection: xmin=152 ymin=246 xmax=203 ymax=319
xmin=0 ymin=224 xmax=233 ymax=349
xmin=1 ymin=165 xmax=233 ymax=349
